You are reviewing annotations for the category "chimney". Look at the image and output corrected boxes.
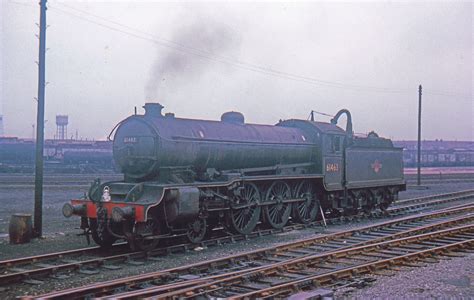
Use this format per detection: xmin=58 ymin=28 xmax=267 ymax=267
xmin=143 ymin=103 xmax=164 ymax=117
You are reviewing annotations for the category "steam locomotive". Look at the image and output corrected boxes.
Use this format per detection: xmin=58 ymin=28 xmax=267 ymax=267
xmin=63 ymin=103 xmax=405 ymax=250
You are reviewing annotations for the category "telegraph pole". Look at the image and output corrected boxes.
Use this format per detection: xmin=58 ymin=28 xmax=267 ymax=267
xmin=417 ymin=85 xmax=422 ymax=186
xmin=34 ymin=0 xmax=47 ymax=238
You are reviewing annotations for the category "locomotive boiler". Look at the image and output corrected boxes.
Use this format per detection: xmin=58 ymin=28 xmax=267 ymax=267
xmin=63 ymin=103 xmax=405 ymax=250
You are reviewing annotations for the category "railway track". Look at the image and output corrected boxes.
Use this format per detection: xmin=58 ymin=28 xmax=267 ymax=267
xmin=158 ymin=224 xmax=474 ymax=299
xmin=1 ymin=189 xmax=473 ymax=288
xmin=391 ymin=188 xmax=474 ymax=206
xmin=26 ymin=204 xmax=474 ymax=299
xmin=406 ymin=178 xmax=474 ymax=184
xmin=388 ymin=189 xmax=474 ymax=213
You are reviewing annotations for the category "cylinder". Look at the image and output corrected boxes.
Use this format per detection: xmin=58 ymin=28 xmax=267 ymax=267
xmin=9 ymin=214 xmax=33 ymax=244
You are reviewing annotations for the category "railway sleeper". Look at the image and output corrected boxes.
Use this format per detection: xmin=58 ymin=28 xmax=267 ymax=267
xmin=433 ymin=238 xmax=466 ymax=244
xmin=393 ymin=244 xmax=428 ymax=250
xmin=376 ymin=249 xmax=413 ymax=256
xmin=442 ymin=251 xmax=466 ymax=257
xmin=454 ymin=233 xmax=474 ymax=239
xmin=418 ymin=257 xmax=441 ymax=263
xmin=22 ymin=279 xmax=44 ymax=285
xmin=399 ymin=261 xmax=428 ymax=268
xmin=102 ymin=264 xmax=122 ymax=270
xmin=343 ymin=236 xmax=374 ymax=242
xmin=439 ymin=236 xmax=472 ymax=242
xmin=375 ymin=228 xmax=402 ymax=234
xmin=324 ymin=240 xmax=352 ymax=246
xmin=9 ymin=196 xmax=472 ymax=296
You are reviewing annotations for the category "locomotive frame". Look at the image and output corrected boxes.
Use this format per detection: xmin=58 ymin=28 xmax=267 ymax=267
xmin=63 ymin=103 xmax=405 ymax=250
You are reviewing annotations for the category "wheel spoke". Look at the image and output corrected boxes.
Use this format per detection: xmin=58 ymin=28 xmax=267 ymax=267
xmin=187 ymin=218 xmax=207 ymax=243
xmin=300 ymin=203 xmax=307 ymax=218
xmin=269 ymin=206 xmax=278 ymax=219
xmin=264 ymin=181 xmax=291 ymax=229
xmin=228 ymin=183 xmax=260 ymax=234
xmin=236 ymin=214 xmax=244 ymax=229
xmin=293 ymin=180 xmax=319 ymax=224
xmin=134 ymin=220 xmax=160 ymax=251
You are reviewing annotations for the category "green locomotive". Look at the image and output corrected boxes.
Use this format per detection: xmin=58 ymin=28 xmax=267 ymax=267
xmin=63 ymin=103 xmax=405 ymax=250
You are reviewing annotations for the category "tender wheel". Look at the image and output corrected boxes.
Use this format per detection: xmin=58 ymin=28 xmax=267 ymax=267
xmin=263 ymin=181 xmax=292 ymax=229
xmin=90 ymin=218 xmax=116 ymax=248
xmin=292 ymin=180 xmax=320 ymax=224
xmin=372 ymin=189 xmax=385 ymax=211
xmin=379 ymin=192 xmax=392 ymax=211
xmin=380 ymin=189 xmax=394 ymax=211
xmin=226 ymin=182 xmax=261 ymax=235
xmin=359 ymin=190 xmax=375 ymax=213
xmin=133 ymin=220 xmax=160 ymax=251
xmin=186 ymin=218 xmax=207 ymax=243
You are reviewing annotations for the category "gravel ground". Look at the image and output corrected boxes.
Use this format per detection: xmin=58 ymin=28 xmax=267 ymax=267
xmin=0 ymin=174 xmax=473 ymax=298
xmin=336 ymin=252 xmax=474 ymax=299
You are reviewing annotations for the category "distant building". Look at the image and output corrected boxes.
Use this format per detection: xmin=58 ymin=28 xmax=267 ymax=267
xmin=394 ymin=140 xmax=474 ymax=167
xmin=0 ymin=136 xmax=115 ymax=173
xmin=0 ymin=137 xmax=472 ymax=173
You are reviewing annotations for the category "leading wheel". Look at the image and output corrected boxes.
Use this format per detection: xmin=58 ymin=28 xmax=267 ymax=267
xmin=263 ymin=181 xmax=292 ymax=229
xmin=89 ymin=219 xmax=117 ymax=248
xmin=226 ymin=182 xmax=261 ymax=235
xmin=186 ymin=218 xmax=207 ymax=244
xmin=90 ymin=207 xmax=117 ymax=248
xmin=292 ymin=180 xmax=320 ymax=224
xmin=133 ymin=220 xmax=160 ymax=251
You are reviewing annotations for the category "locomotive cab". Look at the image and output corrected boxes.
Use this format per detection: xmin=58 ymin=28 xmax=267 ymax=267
xmin=322 ymin=133 xmax=346 ymax=191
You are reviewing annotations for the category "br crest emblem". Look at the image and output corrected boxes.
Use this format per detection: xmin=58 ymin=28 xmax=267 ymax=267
xmin=371 ymin=160 xmax=382 ymax=173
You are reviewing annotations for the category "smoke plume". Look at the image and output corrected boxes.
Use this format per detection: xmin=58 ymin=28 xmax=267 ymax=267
xmin=145 ymin=19 xmax=240 ymax=100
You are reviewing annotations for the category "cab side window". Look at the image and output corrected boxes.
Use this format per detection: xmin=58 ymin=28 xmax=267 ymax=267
xmin=333 ymin=136 xmax=341 ymax=152
xmin=326 ymin=135 xmax=343 ymax=153
xmin=325 ymin=136 xmax=333 ymax=153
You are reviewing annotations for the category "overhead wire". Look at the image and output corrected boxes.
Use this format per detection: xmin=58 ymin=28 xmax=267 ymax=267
xmin=8 ymin=0 xmax=472 ymax=99
xmin=423 ymin=90 xmax=472 ymax=101
xmin=56 ymin=4 xmax=474 ymax=100
xmin=48 ymin=2 xmax=414 ymax=94
xmin=56 ymin=2 xmax=414 ymax=93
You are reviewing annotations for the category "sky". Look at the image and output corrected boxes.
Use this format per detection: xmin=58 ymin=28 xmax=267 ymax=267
xmin=0 ymin=0 xmax=472 ymax=141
